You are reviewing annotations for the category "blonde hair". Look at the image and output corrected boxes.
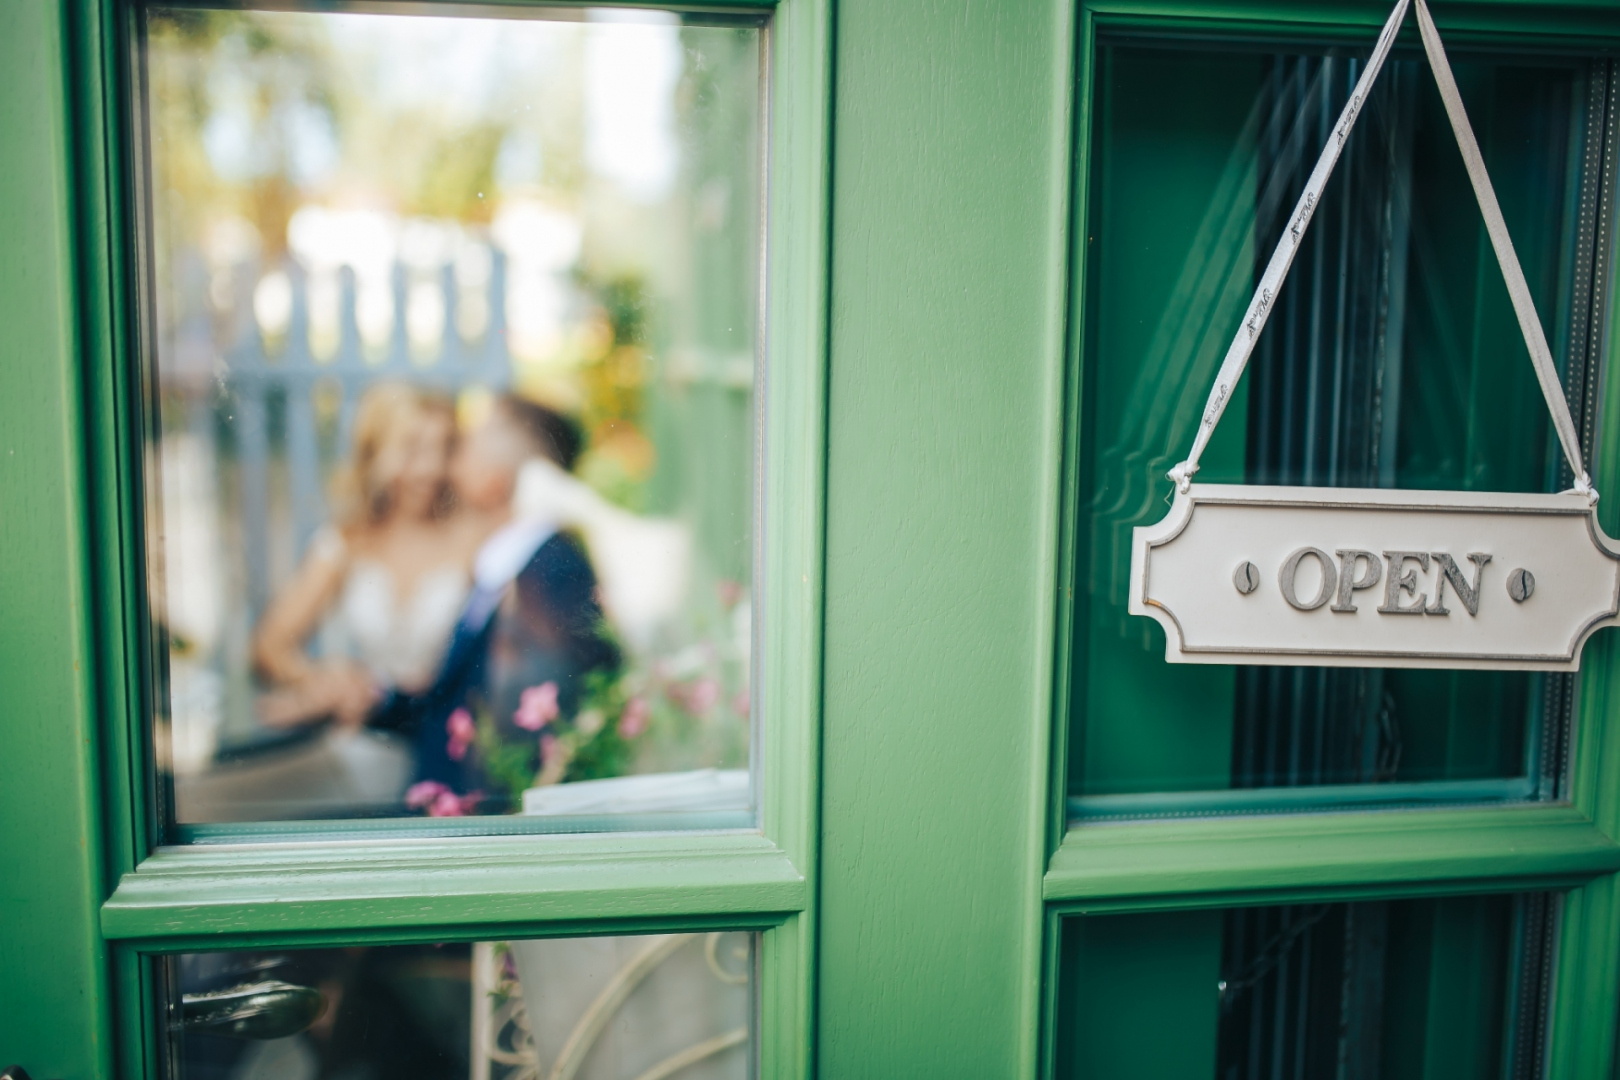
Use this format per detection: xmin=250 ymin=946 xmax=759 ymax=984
xmin=330 ymin=382 xmax=455 ymax=528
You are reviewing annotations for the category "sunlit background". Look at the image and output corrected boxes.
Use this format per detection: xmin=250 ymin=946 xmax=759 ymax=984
xmin=143 ymin=7 xmax=764 ymax=823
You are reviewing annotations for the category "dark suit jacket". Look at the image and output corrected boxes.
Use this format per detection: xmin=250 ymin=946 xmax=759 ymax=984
xmin=378 ymin=530 xmax=619 ymax=802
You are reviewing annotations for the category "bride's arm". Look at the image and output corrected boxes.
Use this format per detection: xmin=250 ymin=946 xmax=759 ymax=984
xmin=252 ymin=531 xmax=381 ymax=729
xmin=252 ymin=529 xmax=349 ymax=685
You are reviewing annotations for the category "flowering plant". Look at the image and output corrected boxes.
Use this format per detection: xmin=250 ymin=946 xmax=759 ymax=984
xmin=407 ymin=579 xmax=750 ymax=817
xmin=405 ymin=780 xmax=483 ymax=818
xmin=407 ymin=672 xmax=653 ymax=815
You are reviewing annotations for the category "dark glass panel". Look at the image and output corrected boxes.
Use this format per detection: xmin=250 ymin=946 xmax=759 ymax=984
xmin=168 ymin=933 xmax=754 ymax=1080
xmin=1070 ymin=42 xmax=1613 ymax=815
xmin=1054 ymin=894 xmax=1555 ymax=1080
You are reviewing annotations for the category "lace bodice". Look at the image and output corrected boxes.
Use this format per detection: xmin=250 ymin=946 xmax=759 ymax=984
xmin=313 ymin=527 xmax=471 ymax=694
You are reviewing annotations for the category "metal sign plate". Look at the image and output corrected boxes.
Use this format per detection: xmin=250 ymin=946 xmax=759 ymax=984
xmin=1129 ymin=485 xmax=1620 ymax=670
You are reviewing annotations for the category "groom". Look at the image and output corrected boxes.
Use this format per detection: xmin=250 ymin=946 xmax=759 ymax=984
xmin=391 ymin=395 xmax=618 ymax=803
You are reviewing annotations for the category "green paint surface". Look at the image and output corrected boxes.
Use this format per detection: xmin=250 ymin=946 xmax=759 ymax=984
xmin=0 ymin=1 xmax=114 ymax=1074
xmin=815 ymin=0 xmax=1069 ymax=1071
xmin=6 ymin=1 xmax=1620 ymax=1076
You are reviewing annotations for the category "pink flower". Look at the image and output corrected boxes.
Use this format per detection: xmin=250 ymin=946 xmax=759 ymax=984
xmin=731 ymin=689 xmax=750 ymax=718
xmin=619 ymin=696 xmax=650 ymax=739
xmin=446 ymin=707 xmax=476 ymax=762
xmin=514 ymin=682 xmax=560 ymax=731
xmin=406 ymin=780 xmax=450 ymax=810
xmin=673 ymin=677 xmax=721 ymax=717
xmin=408 ymin=780 xmax=482 ymax=817
xmin=716 ymin=579 xmax=745 ymax=609
xmin=427 ymin=788 xmax=485 ymax=818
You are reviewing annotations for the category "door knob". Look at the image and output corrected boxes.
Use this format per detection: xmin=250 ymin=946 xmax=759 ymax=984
xmin=180 ymin=979 xmax=326 ymax=1039
xmin=2 ymin=1067 xmax=57 ymax=1080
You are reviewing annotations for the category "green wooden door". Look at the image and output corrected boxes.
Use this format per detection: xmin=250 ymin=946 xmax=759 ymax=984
xmin=5 ymin=0 xmax=1620 ymax=1077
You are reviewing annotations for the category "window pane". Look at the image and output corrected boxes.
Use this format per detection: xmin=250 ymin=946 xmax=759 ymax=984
xmin=139 ymin=7 xmax=764 ymax=831
xmin=1054 ymin=894 xmax=1555 ymax=1079
xmin=169 ymin=933 xmax=754 ymax=1079
xmin=1071 ymin=43 xmax=1608 ymax=818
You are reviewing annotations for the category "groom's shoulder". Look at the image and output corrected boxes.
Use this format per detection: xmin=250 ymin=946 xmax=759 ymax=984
xmin=519 ymin=529 xmax=595 ymax=592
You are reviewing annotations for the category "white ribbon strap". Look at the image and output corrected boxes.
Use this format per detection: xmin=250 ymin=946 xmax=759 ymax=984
xmin=1167 ymin=0 xmax=1409 ymax=494
xmin=1167 ymin=0 xmax=1597 ymax=505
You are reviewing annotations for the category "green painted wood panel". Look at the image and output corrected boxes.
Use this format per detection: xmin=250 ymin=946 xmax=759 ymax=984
xmin=1548 ymin=173 xmax=1620 ymax=1075
xmin=1045 ymin=805 xmax=1620 ymax=910
xmin=8 ymin=0 xmax=1620 ymax=1075
xmin=816 ymin=0 xmax=1071 ymax=1072
xmin=0 ymin=1 xmax=116 ymax=1074
xmin=102 ymin=832 xmax=806 ymax=943
xmin=2 ymin=0 xmax=833 ymax=1070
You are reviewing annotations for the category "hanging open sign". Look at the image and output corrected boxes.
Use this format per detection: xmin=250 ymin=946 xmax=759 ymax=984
xmin=1130 ymin=0 xmax=1615 ymax=671
xmin=1130 ymin=486 xmax=1620 ymax=670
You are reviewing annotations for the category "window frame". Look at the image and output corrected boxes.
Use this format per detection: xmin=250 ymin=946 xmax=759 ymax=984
xmin=40 ymin=0 xmax=832 ymax=1074
xmin=1045 ymin=2 xmax=1620 ymax=1075
xmin=10 ymin=0 xmax=1620 ymax=1075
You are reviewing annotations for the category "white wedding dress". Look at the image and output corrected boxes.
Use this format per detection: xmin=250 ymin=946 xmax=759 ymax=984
xmin=313 ymin=526 xmax=471 ymax=695
xmin=175 ymin=529 xmax=472 ymax=822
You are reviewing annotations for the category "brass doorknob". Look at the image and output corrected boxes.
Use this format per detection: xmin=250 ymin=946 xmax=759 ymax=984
xmin=181 ymin=980 xmax=326 ymax=1040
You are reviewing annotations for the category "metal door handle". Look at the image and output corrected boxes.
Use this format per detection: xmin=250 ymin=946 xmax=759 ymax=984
xmin=2 ymin=1066 xmax=57 ymax=1080
xmin=181 ymin=979 xmax=326 ymax=1039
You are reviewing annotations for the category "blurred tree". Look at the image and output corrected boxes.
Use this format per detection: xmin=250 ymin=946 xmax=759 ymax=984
xmin=412 ymin=124 xmax=505 ymax=223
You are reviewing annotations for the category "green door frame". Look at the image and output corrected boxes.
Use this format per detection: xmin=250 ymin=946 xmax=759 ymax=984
xmin=2 ymin=0 xmax=829 ymax=1074
xmin=1045 ymin=3 xmax=1620 ymax=1076
xmin=5 ymin=0 xmax=1620 ymax=1077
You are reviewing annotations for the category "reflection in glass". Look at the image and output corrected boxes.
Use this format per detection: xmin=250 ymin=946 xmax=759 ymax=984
xmin=139 ymin=8 xmax=764 ymax=828
xmin=1055 ymin=894 xmax=1555 ymax=1080
xmin=170 ymin=933 xmax=754 ymax=1080
xmin=1071 ymin=44 xmax=1612 ymax=815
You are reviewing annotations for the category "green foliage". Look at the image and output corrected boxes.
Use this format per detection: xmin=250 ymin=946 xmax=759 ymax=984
xmin=471 ymin=714 xmax=541 ymax=813
xmin=574 ymin=273 xmax=657 ymax=511
xmin=562 ymin=670 xmax=638 ymax=784
xmin=597 ymin=274 xmax=650 ymax=347
xmin=412 ymin=124 xmax=505 ymax=223
xmin=447 ymin=668 xmax=647 ymax=813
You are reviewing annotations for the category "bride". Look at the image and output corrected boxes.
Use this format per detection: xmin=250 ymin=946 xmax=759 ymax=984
xmin=252 ymin=382 xmax=489 ymax=732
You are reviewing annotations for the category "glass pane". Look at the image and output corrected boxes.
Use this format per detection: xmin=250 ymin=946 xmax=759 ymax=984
xmin=138 ymin=7 xmax=764 ymax=831
xmin=169 ymin=932 xmax=754 ymax=1079
xmin=1070 ymin=42 xmax=1609 ymax=818
xmin=1054 ymin=894 xmax=1556 ymax=1079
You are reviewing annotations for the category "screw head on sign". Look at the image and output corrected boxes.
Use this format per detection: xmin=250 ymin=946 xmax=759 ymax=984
xmin=1507 ymin=568 xmax=1535 ymax=603
xmin=1233 ymin=561 xmax=1260 ymax=595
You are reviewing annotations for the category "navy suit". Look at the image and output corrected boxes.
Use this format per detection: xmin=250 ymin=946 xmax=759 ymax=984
xmin=376 ymin=530 xmax=618 ymax=805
